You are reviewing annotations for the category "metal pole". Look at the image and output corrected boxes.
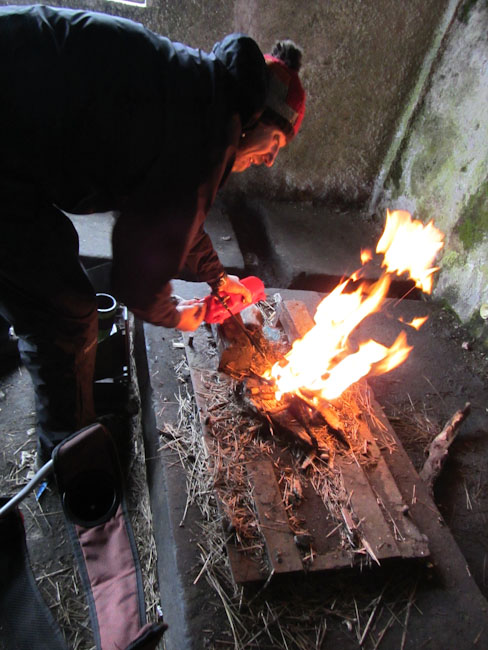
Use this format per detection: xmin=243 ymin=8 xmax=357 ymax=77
xmin=0 ymin=460 xmax=54 ymax=517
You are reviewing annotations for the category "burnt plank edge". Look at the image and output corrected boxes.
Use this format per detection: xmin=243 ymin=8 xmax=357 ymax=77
xmin=353 ymin=408 xmax=430 ymax=558
xmin=336 ymin=456 xmax=401 ymax=561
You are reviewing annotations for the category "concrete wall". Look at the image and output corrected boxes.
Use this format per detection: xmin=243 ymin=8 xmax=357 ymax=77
xmin=376 ymin=1 xmax=488 ymax=337
xmin=229 ymin=0 xmax=451 ymax=204
xmin=3 ymin=0 xmax=450 ymax=205
xmin=3 ymin=0 xmax=486 ymax=334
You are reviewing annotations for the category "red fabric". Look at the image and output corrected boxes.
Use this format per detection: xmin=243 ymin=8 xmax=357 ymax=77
xmin=204 ymin=275 xmax=266 ymax=324
xmin=264 ymin=54 xmax=306 ymax=137
xmin=76 ymin=504 xmax=142 ymax=650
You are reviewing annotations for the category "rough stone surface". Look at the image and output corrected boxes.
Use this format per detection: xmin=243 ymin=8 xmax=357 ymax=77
xmin=380 ymin=2 xmax=488 ymax=330
xmin=231 ymin=0 xmax=451 ymax=203
xmin=221 ymin=195 xmax=384 ymax=289
xmin=69 ymin=201 xmax=245 ymax=278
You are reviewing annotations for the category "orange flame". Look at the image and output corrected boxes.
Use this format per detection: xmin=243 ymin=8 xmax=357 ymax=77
xmin=400 ymin=316 xmax=429 ymax=330
xmin=361 ymin=249 xmax=373 ymax=264
xmin=376 ymin=209 xmax=444 ymax=294
xmin=269 ymin=210 xmax=444 ymax=401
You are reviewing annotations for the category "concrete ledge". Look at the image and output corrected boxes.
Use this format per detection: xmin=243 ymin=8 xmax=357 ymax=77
xmin=204 ymin=199 xmax=245 ymax=275
xmin=225 ymin=197 xmax=384 ymax=288
xmin=135 ymin=281 xmax=488 ymax=650
xmin=69 ymin=202 xmax=245 ymax=279
xmin=134 ymin=281 xmax=214 ymax=650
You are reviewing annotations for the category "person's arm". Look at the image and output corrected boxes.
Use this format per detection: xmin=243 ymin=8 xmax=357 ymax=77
xmin=111 ymin=164 xmax=205 ymax=329
xmin=184 ymin=222 xmax=252 ymax=302
xmin=111 ymin=85 xmax=244 ymax=327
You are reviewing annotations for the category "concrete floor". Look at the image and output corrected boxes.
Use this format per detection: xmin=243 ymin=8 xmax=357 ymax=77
xmin=1 ymin=200 xmax=488 ymax=649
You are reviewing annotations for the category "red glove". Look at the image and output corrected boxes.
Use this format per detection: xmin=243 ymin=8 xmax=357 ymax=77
xmin=204 ymin=276 xmax=266 ymax=324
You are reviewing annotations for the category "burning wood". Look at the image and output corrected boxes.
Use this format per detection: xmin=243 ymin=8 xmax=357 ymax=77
xmin=203 ymin=211 xmax=448 ymax=495
xmin=182 ymin=210 xmax=444 ymax=583
xmin=240 ymin=377 xmax=351 ymax=458
xmin=215 ymin=306 xmax=287 ymax=380
xmin=226 ymin=210 xmax=446 ymax=464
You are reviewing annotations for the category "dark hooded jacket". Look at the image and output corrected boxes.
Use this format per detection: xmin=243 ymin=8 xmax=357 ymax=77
xmin=0 ymin=4 xmax=268 ymax=326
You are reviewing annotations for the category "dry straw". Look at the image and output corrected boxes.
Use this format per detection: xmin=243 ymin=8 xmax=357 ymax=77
xmin=161 ymin=304 xmax=426 ymax=649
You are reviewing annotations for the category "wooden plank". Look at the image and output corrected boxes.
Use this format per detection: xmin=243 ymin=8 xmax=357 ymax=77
xmin=354 ymin=407 xmax=430 ymax=559
xmin=247 ymin=460 xmax=303 ymax=574
xmin=182 ymin=300 xmax=429 ymax=582
xmin=182 ymin=328 xmax=264 ymax=584
xmin=335 ymin=456 xmax=400 ymax=562
xmin=276 ymin=298 xmax=429 ymax=562
xmin=276 ymin=298 xmax=315 ymax=340
xmin=225 ymin=545 xmax=265 ymax=585
xmin=309 ymin=551 xmax=356 ymax=572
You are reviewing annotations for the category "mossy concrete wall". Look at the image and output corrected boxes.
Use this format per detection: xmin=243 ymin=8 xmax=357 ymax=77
xmin=378 ymin=1 xmax=488 ymax=332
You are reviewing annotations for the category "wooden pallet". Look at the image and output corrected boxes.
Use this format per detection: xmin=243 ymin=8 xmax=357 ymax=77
xmin=183 ymin=299 xmax=430 ymax=584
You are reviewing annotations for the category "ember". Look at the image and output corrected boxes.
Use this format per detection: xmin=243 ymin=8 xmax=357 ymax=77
xmin=265 ymin=210 xmax=445 ymax=402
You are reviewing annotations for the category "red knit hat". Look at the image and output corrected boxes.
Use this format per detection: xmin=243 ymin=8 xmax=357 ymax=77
xmin=264 ymin=49 xmax=306 ymax=140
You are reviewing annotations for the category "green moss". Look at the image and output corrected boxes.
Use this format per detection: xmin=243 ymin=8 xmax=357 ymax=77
xmin=441 ymin=250 xmax=465 ymax=269
xmin=456 ymin=178 xmax=488 ymax=250
xmin=438 ymin=285 xmax=460 ymax=309
xmin=409 ymin=115 xmax=459 ymax=200
xmin=437 ymin=298 xmax=463 ymax=322
xmin=466 ymin=312 xmax=488 ymax=349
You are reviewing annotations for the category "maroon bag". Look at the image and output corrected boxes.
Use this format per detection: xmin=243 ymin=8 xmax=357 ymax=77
xmin=53 ymin=423 xmax=166 ymax=650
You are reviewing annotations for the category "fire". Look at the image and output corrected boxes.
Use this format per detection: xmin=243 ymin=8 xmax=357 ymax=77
xmin=400 ymin=316 xmax=429 ymax=330
xmin=376 ymin=209 xmax=444 ymax=293
xmin=360 ymin=249 xmax=373 ymax=265
xmin=268 ymin=210 xmax=444 ymax=401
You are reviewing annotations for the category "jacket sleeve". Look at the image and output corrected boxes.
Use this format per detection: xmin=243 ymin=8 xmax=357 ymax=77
xmin=183 ymin=222 xmax=225 ymax=287
xmin=110 ymin=134 xmax=237 ymax=327
xmin=111 ymin=157 xmax=206 ymax=328
xmin=111 ymin=214 xmax=188 ymax=329
xmin=109 ymin=35 xmax=255 ymax=326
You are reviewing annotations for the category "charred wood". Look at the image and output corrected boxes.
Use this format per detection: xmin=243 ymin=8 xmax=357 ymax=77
xmin=419 ymin=402 xmax=471 ymax=493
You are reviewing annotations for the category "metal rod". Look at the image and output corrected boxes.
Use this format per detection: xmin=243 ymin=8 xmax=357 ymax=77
xmin=0 ymin=459 xmax=54 ymax=517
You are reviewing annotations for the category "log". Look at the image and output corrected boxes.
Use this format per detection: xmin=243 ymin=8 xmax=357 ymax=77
xmin=419 ymin=402 xmax=471 ymax=493
xmin=239 ymin=381 xmax=316 ymax=450
xmin=216 ymin=317 xmax=255 ymax=379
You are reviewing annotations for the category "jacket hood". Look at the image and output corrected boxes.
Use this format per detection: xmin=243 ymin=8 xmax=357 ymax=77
xmin=212 ymin=33 xmax=268 ymax=129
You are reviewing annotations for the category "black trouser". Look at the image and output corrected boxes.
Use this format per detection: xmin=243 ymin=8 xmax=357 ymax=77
xmin=0 ymin=196 xmax=98 ymax=456
xmin=0 ymin=314 xmax=10 ymax=341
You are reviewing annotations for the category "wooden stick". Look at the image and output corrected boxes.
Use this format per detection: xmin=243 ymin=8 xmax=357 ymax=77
xmin=419 ymin=402 xmax=471 ymax=492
